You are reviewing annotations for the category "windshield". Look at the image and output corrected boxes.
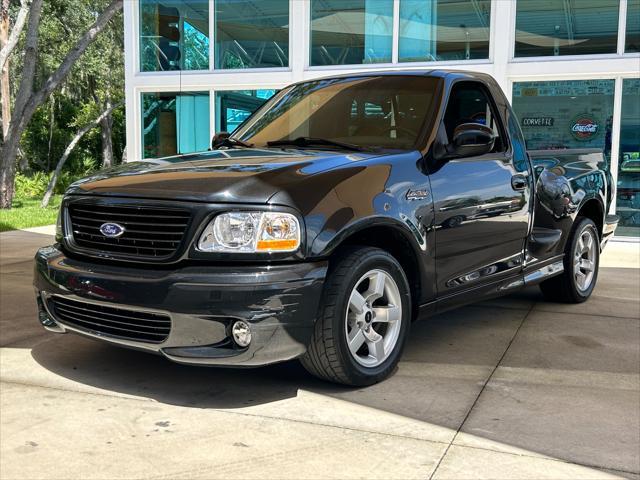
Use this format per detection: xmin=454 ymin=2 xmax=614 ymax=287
xmin=233 ymin=75 xmax=441 ymax=151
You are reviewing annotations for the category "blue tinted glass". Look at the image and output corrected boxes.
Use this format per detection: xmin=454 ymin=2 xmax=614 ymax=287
xmin=512 ymin=80 xmax=615 ymax=151
xmin=215 ymin=90 xmax=277 ymax=133
xmin=399 ymin=0 xmax=490 ymax=62
xmin=215 ymin=0 xmax=289 ymax=69
xmin=141 ymin=92 xmax=210 ymax=158
xmin=310 ymin=0 xmax=394 ymax=66
xmin=626 ymin=0 xmax=640 ymax=52
xmin=515 ymin=0 xmax=619 ymax=57
xmin=139 ymin=0 xmax=209 ymax=71
xmin=616 ymin=78 xmax=640 ymax=236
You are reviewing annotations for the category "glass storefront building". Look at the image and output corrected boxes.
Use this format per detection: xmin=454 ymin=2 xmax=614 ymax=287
xmin=124 ymin=0 xmax=640 ymax=237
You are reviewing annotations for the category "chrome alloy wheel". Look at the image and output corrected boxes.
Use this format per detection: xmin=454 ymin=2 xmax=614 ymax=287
xmin=574 ymin=228 xmax=596 ymax=292
xmin=345 ymin=269 xmax=403 ymax=368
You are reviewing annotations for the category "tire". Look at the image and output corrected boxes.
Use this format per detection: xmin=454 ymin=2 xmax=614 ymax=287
xmin=301 ymin=246 xmax=411 ymax=386
xmin=539 ymin=217 xmax=600 ymax=303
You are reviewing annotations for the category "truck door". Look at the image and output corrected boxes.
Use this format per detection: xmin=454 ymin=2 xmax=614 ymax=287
xmin=428 ymin=81 xmax=531 ymax=296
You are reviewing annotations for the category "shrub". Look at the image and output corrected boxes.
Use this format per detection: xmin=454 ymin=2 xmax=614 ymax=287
xmin=14 ymin=172 xmax=50 ymax=199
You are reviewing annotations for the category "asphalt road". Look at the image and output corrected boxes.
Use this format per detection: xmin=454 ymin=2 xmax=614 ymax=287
xmin=1 ymin=229 xmax=639 ymax=479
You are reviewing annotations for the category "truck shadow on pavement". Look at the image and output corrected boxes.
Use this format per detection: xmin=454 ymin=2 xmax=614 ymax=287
xmin=26 ymin=277 xmax=640 ymax=477
xmin=29 ymin=289 xmax=540 ymax=417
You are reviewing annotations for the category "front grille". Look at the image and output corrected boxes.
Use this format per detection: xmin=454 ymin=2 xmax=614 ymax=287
xmin=48 ymin=296 xmax=171 ymax=344
xmin=67 ymin=202 xmax=191 ymax=259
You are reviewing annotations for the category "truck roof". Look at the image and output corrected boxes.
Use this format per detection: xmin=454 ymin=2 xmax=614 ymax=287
xmin=297 ymin=69 xmax=495 ymax=85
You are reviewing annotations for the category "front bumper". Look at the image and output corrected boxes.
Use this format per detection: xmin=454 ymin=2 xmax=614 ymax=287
xmin=34 ymin=245 xmax=327 ymax=366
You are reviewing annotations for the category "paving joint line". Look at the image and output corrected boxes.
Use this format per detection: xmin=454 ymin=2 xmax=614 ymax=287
xmin=2 ymin=377 xmax=638 ymax=477
xmin=428 ymin=302 xmax=534 ymax=480
xmin=532 ymin=307 xmax=639 ymax=321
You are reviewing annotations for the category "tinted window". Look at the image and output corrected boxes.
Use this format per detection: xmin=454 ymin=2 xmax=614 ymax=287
xmin=215 ymin=0 xmax=289 ymax=69
xmin=626 ymin=0 xmax=640 ymax=53
xmin=616 ymin=79 xmax=640 ymax=237
xmin=139 ymin=0 xmax=209 ymax=71
xmin=515 ymin=0 xmax=619 ymax=57
xmin=399 ymin=0 xmax=491 ymax=62
xmin=141 ymin=92 xmax=210 ymax=158
xmin=512 ymin=80 xmax=615 ymax=151
xmin=443 ymin=82 xmax=505 ymax=152
xmin=234 ymin=76 xmax=440 ymax=150
xmin=216 ymin=90 xmax=277 ymax=132
xmin=310 ymin=0 xmax=394 ymax=66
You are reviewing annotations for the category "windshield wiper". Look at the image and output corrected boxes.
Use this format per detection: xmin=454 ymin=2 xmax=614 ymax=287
xmin=211 ymin=133 xmax=253 ymax=150
xmin=266 ymin=137 xmax=368 ymax=152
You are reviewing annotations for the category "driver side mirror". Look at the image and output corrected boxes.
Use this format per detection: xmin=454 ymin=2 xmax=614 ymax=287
xmin=447 ymin=123 xmax=496 ymax=158
xmin=211 ymin=131 xmax=230 ymax=150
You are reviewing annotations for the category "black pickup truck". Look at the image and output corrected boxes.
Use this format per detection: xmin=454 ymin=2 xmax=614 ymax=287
xmin=34 ymin=70 xmax=619 ymax=386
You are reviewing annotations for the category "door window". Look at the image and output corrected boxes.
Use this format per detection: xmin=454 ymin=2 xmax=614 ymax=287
xmin=442 ymin=82 xmax=506 ymax=153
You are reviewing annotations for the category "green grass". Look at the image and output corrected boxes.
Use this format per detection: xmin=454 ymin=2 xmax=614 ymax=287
xmin=0 ymin=196 xmax=61 ymax=232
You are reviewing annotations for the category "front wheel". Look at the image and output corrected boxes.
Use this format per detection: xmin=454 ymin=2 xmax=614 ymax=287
xmin=301 ymin=247 xmax=411 ymax=386
xmin=540 ymin=217 xmax=600 ymax=303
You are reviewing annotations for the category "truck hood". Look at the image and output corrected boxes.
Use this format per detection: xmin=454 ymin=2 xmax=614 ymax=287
xmin=67 ymin=148 xmax=376 ymax=204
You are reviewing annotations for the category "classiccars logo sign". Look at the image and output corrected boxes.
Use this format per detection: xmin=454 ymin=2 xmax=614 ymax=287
xmin=570 ymin=114 xmax=599 ymax=141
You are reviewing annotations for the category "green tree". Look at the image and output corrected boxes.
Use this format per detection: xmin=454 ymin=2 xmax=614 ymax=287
xmin=0 ymin=0 xmax=123 ymax=208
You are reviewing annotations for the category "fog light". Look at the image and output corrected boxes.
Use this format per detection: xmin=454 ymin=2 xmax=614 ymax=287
xmin=232 ymin=320 xmax=252 ymax=347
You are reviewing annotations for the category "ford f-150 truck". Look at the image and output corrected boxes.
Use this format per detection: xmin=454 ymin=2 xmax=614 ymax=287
xmin=34 ymin=70 xmax=619 ymax=386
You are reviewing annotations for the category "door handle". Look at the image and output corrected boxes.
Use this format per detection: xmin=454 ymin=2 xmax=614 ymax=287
xmin=511 ymin=174 xmax=528 ymax=191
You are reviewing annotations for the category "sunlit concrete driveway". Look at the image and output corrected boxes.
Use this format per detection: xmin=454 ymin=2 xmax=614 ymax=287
xmin=1 ymin=229 xmax=639 ymax=479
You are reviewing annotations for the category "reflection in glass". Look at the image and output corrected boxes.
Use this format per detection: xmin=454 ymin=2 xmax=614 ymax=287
xmin=616 ymin=79 xmax=640 ymax=236
xmin=234 ymin=76 xmax=440 ymax=150
xmin=215 ymin=0 xmax=289 ymax=69
xmin=141 ymin=92 xmax=210 ymax=158
xmin=139 ymin=0 xmax=209 ymax=72
xmin=399 ymin=0 xmax=490 ymax=62
xmin=512 ymin=80 xmax=615 ymax=152
xmin=310 ymin=0 xmax=394 ymax=66
xmin=626 ymin=0 xmax=640 ymax=52
xmin=215 ymin=90 xmax=277 ymax=133
xmin=514 ymin=0 xmax=619 ymax=57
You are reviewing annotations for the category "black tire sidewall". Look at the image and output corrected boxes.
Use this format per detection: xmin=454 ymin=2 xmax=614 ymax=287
xmin=566 ymin=218 xmax=600 ymax=300
xmin=331 ymin=249 xmax=411 ymax=385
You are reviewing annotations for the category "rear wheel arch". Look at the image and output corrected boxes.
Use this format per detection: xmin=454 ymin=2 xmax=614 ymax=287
xmin=577 ymin=198 xmax=604 ymax=240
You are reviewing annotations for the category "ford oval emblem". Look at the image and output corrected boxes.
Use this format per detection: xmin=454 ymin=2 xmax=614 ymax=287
xmin=99 ymin=222 xmax=125 ymax=238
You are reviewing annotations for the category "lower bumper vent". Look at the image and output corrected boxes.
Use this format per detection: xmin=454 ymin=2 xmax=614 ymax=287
xmin=48 ymin=296 xmax=170 ymax=344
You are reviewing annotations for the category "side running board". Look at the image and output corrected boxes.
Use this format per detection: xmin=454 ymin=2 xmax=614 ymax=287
xmin=524 ymin=260 xmax=564 ymax=285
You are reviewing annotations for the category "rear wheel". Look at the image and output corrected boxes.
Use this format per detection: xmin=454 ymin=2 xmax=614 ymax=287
xmin=301 ymin=247 xmax=411 ymax=386
xmin=540 ymin=217 xmax=600 ymax=303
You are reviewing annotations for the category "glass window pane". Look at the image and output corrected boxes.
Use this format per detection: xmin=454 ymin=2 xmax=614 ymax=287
xmin=215 ymin=0 xmax=289 ymax=69
xmin=141 ymin=92 xmax=210 ymax=158
xmin=215 ymin=90 xmax=276 ymax=132
xmin=616 ymin=78 xmax=640 ymax=236
xmin=514 ymin=0 xmax=619 ymax=57
xmin=399 ymin=0 xmax=491 ymax=62
xmin=310 ymin=0 xmax=394 ymax=66
xmin=512 ymin=80 xmax=615 ymax=151
xmin=626 ymin=0 xmax=640 ymax=52
xmin=234 ymin=76 xmax=441 ymax=151
xmin=140 ymin=0 xmax=210 ymax=71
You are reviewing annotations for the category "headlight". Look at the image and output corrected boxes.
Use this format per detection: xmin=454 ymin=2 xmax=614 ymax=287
xmin=198 ymin=211 xmax=300 ymax=253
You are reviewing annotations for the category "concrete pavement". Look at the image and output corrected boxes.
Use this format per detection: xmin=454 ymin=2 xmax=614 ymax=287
xmin=1 ymin=229 xmax=639 ymax=479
